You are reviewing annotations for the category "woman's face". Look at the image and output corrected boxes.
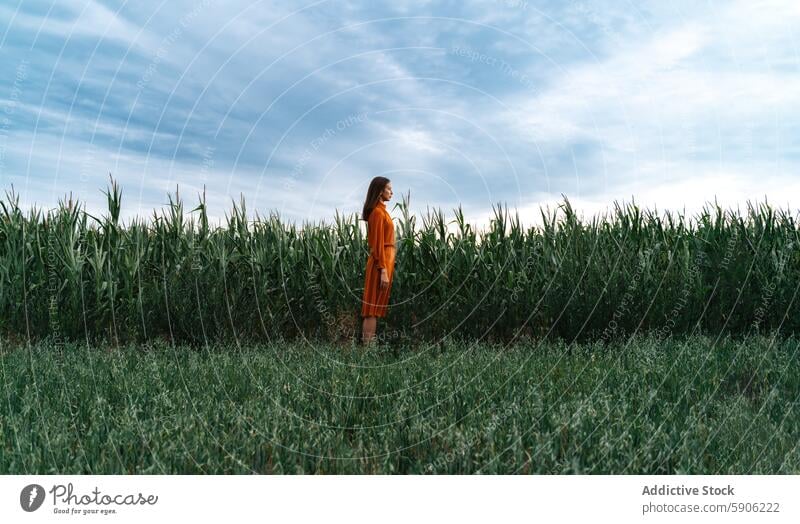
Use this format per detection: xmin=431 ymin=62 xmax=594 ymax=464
xmin=381 ymin=182 xmax=393 ymax=202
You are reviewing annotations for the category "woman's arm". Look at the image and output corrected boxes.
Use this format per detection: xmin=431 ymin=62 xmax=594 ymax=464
xmin=368 ymin=210 xmax=385 ymax=271
xmin=380 ymin=211 xmax=393 ymax=288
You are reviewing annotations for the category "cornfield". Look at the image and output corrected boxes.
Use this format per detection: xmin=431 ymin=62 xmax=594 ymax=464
xmin=0 ymin=176 xmax=798 ymax=346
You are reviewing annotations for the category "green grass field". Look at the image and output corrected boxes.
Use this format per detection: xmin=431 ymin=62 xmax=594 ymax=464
xmin=2 ymin=334 xmax=798 ymax=474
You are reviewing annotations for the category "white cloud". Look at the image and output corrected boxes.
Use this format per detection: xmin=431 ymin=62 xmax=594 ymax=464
xmin=486 ymin=0 xmax=800 ymax=218
xmin=461 ymin=165 xmax=799 ymax=234
xmin=0 ymin=1 xmax=161 ymax=54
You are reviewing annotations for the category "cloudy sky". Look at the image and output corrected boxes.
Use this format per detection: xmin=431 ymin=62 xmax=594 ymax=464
xmin=1 ymin=0 xmax=798 ymax=229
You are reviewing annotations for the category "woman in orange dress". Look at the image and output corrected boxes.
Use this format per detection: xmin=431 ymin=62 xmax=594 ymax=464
xmin=360 ymin=176 xmax=395 ymax=345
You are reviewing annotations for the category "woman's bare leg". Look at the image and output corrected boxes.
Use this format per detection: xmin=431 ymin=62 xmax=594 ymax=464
xmin=361 ymin=316 xmax=377 ymax=345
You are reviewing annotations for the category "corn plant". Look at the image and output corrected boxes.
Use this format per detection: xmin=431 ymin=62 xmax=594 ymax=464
xmin=0 ymin=177 xmax=798 ymax=346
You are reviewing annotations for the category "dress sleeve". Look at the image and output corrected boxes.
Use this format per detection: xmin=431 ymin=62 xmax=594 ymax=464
xmin=381 ymin=212 xmax=393 ymax=270
xmin=368 ymin=209 xmax=385 ymax=270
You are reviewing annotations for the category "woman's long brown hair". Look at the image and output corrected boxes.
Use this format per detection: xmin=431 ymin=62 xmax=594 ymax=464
xmin=361 ymin=176 xmax=390 ymax=221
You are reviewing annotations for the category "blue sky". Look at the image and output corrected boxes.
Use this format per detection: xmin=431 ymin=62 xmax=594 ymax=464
xmin=1 ymin=0 xmax=798 ymax=228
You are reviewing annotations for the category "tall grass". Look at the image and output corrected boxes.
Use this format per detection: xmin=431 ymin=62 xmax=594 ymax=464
xmin=0 ymin=177 xmax=797 ymax=345
xmin=1 ymin=335 xmax=798 ymax=473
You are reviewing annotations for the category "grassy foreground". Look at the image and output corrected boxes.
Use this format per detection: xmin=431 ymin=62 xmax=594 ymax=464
xmin=1 ymin=334 xmax=798 ymax=474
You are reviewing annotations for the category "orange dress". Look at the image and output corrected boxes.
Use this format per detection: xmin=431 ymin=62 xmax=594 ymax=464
xmin=361 ymin=200 xmax=396 ymax=317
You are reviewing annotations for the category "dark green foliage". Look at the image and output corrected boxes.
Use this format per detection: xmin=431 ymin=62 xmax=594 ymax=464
xmin=0 ymin=335 xmax=797 ymax=474
xmin=0 ymin=178 xmax=798 ymax=345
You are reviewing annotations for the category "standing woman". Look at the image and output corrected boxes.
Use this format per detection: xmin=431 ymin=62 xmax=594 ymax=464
xmin=361 ymin=177 xmax=395 ymax=345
